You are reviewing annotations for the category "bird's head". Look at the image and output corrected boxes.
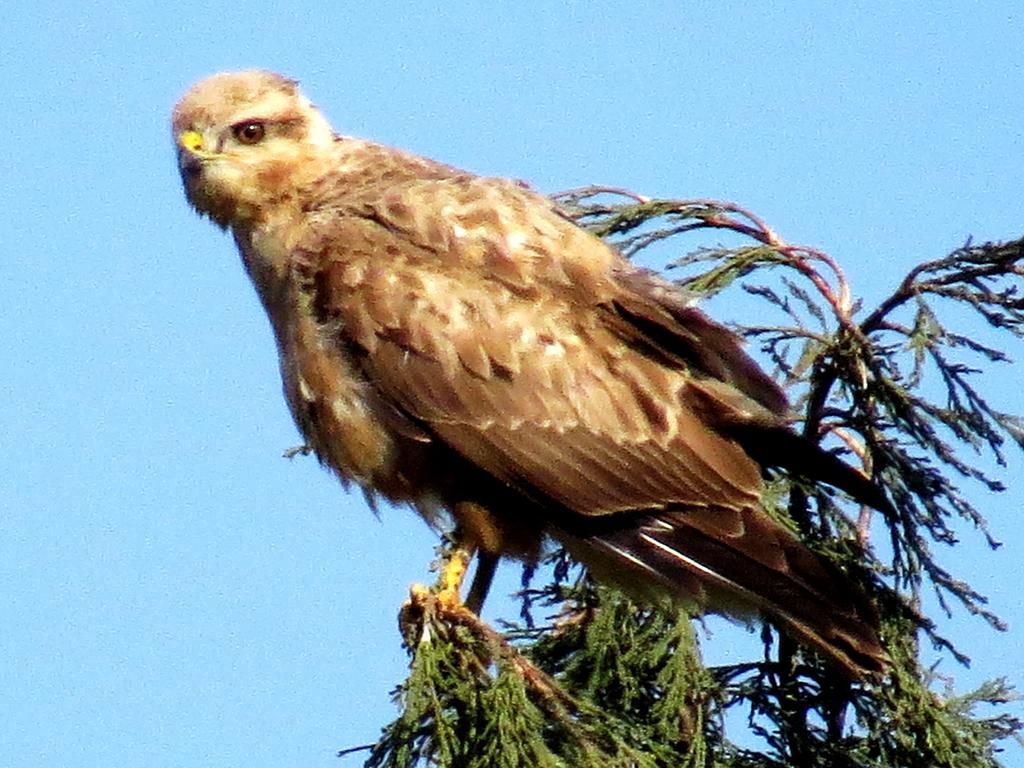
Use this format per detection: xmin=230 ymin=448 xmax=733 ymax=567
xmin=172 ymin=70 xmax=336 ymax=229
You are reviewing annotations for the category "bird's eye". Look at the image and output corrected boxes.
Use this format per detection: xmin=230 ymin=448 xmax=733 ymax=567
xmin=232 ymin=121 xmax=266 ymax=145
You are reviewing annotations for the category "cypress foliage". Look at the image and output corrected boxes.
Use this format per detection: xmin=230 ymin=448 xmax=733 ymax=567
xmin=346 ymin=190 xmax=1023 ymax=767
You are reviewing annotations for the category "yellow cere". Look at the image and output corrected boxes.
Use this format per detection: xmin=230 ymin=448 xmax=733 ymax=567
xmin=178 ymin=130 xmax=205 ymax=153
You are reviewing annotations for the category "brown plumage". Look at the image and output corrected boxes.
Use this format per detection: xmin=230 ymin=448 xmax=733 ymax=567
xmin=172 ymin=70 xmax=888 ymax=677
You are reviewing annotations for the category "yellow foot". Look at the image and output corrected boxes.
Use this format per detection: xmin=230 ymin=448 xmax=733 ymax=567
xmin=399 ymin=548 xmax=473 ymax=644
xmin=435 ymin=547 xmax=471 ymax=612
xmin=400 ymin=545 xmax=477 ymax=642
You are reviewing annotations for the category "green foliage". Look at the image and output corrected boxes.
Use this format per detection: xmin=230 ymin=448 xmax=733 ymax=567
xmin=346 ymin=190 xmax=1023 ymax=767
xmin=361 ymin=581 xmax=715 ymax=767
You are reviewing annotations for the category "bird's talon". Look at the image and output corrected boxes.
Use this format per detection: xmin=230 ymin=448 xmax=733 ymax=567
xmin=398 ymin=583 xmax=433 ymax=644
xmin=408 ymin=582 xmax=431 ymax=603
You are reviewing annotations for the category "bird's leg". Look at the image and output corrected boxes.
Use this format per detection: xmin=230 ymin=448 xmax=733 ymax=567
xmin=430 ymin=502 xmax=507 ymax=613
xmin=434 ymin=543 xmax=473 ymax=612
xmin=399 ymin=543 xmax=488 ymax=644
xmin=433 ymin=531 xmax=499 ymax=614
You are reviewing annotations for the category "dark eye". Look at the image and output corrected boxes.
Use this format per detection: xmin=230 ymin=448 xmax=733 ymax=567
xmin=232 ymin=121 xmax=266 ymax=145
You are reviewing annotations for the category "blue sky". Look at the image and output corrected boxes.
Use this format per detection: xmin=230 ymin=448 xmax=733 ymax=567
xmin=3 ymin=2 xmax=1022 ymax=765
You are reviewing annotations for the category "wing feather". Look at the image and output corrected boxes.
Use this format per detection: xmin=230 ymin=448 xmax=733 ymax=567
xmin=298 ymin=196 xmax=769 ymax=521
xmin=294 ymin=173 xmax=886 ymax=676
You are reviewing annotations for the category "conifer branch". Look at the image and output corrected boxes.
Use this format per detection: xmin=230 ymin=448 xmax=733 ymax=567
xmin=355 ymin=188 xmax=1022 ymax=767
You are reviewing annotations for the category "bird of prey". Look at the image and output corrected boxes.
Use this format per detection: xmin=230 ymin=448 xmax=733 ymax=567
xmin=172 ymin=70 xmax=888 ymax=678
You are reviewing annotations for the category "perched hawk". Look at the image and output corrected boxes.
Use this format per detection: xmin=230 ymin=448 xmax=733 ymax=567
xmin=172 ymin=70 xmax=888 ymax=677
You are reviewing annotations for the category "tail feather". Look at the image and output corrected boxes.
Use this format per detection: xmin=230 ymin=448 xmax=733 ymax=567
xmin=587 ymin=506 xmax=888 ymax=679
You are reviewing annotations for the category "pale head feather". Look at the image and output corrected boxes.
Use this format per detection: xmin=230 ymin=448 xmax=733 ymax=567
xmin=172 ymin=70 xmax=336 ymax=228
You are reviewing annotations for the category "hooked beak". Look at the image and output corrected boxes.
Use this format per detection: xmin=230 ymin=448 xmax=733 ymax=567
xmin=178 ymin=130 xmax=207 ymax=154
xmin=176 ymin=129 xmax=212 ymax=179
